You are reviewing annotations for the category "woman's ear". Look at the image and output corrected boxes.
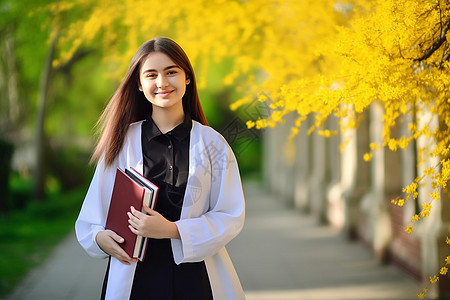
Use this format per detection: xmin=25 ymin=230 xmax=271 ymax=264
xmin=138 ymin=81 xmax=143 ymax=91
xmin=186 ymin=77 xmax=190 ymax=85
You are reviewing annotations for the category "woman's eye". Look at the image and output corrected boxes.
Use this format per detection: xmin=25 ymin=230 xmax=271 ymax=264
xmin=167 ymin=71 xmax=177 ymax=75
xmin=146 ymin=73 xmax=156 ymax=78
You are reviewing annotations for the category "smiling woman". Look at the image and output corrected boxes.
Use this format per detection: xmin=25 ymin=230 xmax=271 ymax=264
xmin=89 ymin=38 xmax=209 ymax=168
xmin=138 ymin=52 xmax=190 ymax=133
xmin=74 ymin=37 xmax=246 ymax=300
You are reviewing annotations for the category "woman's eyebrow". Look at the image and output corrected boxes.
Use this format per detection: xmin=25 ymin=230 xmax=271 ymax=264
xmin=142 ymin=65 xmax=180 ymax=73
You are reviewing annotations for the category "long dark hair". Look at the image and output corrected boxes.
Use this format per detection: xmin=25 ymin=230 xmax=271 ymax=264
xmin=91 ymin=37 xmax=208 ymax=166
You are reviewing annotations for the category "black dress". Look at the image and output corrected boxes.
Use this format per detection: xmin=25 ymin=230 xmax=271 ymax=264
xmin=102 ymin=115 xmax=213 ymax=300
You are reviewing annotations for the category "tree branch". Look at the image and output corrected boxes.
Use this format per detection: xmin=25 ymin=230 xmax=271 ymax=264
xmin=56 ymin=49 xmax=95 ymax=73
xmin=415 ymin=20 xmax=450 ymax=62
xmin=56 ymin=49 xmax=95 ymax=85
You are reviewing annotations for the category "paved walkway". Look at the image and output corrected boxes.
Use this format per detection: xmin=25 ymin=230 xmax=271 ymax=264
xmin=5 ymin=181 xmax=419 ymax=300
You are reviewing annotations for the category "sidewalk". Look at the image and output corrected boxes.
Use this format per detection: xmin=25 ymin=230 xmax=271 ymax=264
xmin=228 ymin=181 xmax=419 ymax=300
xmin=5 ymin=181 xmax=419 ymax=300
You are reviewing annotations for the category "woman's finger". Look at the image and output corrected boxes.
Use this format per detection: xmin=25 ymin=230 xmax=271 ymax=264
xmin=128 ymin=224 xmax=139 ymax=235
xmin=142 ymin=203 xmax=154 ymax=214
xmin=109 ymin=230 xmax=125 ymax=244
xmin=111 ymin=241 xmax=137 ymax=264
xmin=97 ymin=230 xmax=137 ymax=265
xmin=127 ymin=211 xmax=138 ymax=223
xmin=127 ymin=214 xmax=139 ymax=228
xmin=130 ymin=206 xmax=148 ymax=219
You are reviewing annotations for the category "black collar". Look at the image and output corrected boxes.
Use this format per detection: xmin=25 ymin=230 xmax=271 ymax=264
xmin=143 ymin=114 xmax=192 ymax=142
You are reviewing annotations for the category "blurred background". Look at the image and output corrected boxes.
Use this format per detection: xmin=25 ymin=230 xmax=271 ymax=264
xmin=1 ymin=0 xmax=450 ymax=299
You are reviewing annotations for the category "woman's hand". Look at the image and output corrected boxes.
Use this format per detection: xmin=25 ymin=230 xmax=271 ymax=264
xmin=95 ymin=230 xmax=138 ymax=265
xmin=128 ymin=204 xmax=180 ymax=239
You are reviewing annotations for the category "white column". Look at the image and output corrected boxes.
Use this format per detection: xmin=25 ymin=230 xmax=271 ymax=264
xmin=280 ymin=114 xmax=297 ymax=205
xmin=294 ymin=115 xmax=312 ymax=212
xmin=326 ymin=115 xmax=343 ymax=228
xmin=389 ymin=109 xmax=422 ymax=276
xmin=263 ymin=117 xmax=295 ymax=205
xmin=361 ymin=103 xmax=399 ymax=260
xmin=415 ymin=110 xmax=450 ymax=298
xmin=309 ymin=116 xmax=331 ymax=223
xmin=340 ymin=107 xmax=371 ymax=238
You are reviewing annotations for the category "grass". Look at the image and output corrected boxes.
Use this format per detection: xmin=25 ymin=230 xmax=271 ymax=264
xmin=0 ymin=186 xmax=86 ymax=298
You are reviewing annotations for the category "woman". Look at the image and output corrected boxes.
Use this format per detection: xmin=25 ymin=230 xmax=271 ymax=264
xmin=75 ymin=37 xmax=246 ymax=299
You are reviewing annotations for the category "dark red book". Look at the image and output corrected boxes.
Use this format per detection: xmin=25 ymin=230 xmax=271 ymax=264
xmin=105 ymin=168 xmax=158 ymax=261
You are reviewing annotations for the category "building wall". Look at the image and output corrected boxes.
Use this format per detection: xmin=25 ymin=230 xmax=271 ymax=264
xmin=262 ymin=103 xmax=450 ymax=299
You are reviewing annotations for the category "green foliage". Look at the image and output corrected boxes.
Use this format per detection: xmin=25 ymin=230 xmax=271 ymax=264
xmin=46 ymin=144 xmax=94 ymax=190
xmin=47 ymin=51 xmax=117 ymax=139
xmin=1 ymin=0 xmax=55 ymax=128
xmin=0 ymin=185 xmax=86 ymax=297
xmin=9 ymin=173 xmax=33 ymax=210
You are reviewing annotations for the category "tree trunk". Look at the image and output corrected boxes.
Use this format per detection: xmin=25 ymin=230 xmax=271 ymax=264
xmin=34 ymin=33 xmax=59 ymax=200
xmin=5 ymin=27 xmax=20 ymax=126
xmin=0 ymin=26 xmax=20 ymax=133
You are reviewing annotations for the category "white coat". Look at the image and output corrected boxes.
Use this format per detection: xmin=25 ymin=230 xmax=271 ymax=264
xmin=75 ymin=120 xmax=246 ymax=299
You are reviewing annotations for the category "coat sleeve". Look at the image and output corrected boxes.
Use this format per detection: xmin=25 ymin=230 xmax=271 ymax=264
xmin=171 ymin=135 xmax=245 ymax=264
xmin=75 ymin=158 xmax=117 ymax=259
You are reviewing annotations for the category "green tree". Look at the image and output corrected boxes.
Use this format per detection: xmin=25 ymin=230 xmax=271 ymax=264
xmin=1 ymin=0 xmax=110 ymax=201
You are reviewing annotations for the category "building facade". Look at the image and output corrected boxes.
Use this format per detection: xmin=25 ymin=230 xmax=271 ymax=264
xmin=262 ymin=103 xmax=450 ymax=299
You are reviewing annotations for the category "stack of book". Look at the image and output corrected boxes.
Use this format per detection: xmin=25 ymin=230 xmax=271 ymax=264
xmin=105 ymin=167 xmax=158 ymax=261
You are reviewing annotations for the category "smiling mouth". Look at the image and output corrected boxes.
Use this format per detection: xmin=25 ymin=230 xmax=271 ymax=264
xmin=155 ymin=90 xmax=174 ymax=97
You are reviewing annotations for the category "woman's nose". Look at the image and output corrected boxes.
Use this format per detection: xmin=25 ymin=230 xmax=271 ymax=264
xmin=156 ymin=75 xmax=168 ymax=88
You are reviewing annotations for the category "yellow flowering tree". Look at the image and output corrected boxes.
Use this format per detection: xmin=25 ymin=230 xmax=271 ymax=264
xmin=48 ymin=0 xmax=450 ymax=297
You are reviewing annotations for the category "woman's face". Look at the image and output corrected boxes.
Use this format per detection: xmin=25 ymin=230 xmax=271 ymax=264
xmin=138 ymin=51 xmax=190 ymax=112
